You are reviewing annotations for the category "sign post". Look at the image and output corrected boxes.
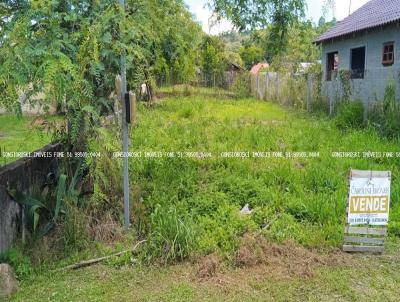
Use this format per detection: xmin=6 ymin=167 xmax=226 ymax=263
xmin=343 ymin=169 xmax=391 ymax=253
xmin=117 ymin=0 xmax=130 ymax=229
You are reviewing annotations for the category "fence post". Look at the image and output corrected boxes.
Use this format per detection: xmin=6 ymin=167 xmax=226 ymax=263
xmin=276 ymin=73 xmax=280 ymax=102
xmin=364 ymin=99 xmax=369 ymax=123
xmin=329 ymin=80 xmax=334 ymax=116
xmin=306 ymin=74 xmax=312 ymax=112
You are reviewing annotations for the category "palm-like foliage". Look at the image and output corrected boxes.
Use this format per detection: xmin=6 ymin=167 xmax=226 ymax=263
xmin=8 ymin=165 xmax=81 ymax=238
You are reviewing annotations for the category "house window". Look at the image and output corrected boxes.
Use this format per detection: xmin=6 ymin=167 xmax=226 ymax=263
xmin=382 ymin=42 xmax=394 ymax=66
xmin=326 ymin=52 xmax=339 ymax=81
xmin=350 ymin=46 xmax=365 ymax=79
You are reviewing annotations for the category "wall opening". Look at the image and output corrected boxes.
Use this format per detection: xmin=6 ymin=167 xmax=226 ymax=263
xmin=326 ymin=51 xmax=339 ymax=81
xmin=350 ymin=47 xmax=365 ymax=79
xmin=382 ymin=42 xmax=394 ymax=66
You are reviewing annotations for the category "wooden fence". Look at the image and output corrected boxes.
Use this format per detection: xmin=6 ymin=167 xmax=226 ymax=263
xmin=250 ymin=72 xmax=323 ymax=113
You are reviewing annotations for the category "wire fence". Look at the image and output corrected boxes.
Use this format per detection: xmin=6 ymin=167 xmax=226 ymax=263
xmin=250 ymin=68 xmax=400 ymax=119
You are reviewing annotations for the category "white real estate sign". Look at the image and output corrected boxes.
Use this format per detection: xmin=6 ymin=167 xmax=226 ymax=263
xmin=348 ymin=170 xmax=391 ymax=226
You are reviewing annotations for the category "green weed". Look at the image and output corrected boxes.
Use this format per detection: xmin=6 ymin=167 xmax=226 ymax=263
xmin=335 ymin=100 xmax=364 ymax=130
xmin=87 ymin=95 xmax=400 ymax=261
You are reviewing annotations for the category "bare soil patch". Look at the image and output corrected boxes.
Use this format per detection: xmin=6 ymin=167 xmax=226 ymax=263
xmin=196 ymin=254 xmax=219 ymax=279
xmin=195 ymin=233 xmax=354 ymax=287
xmin=234 ymin=233 xmax=353 ymax=279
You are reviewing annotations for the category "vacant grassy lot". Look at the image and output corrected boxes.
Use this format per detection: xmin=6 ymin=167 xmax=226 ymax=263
xmin=86 ymin=94 xmax=400 ymax=257
xmin=126 ymin=95 xmax=400 ymax=251
xmin=0 ymin=115 xmax=54 ymax=165
xmin=7 ymin=94 xmax=400 ymax=300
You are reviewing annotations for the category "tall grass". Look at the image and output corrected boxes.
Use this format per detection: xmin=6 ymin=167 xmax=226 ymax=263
xmin=92 ymin=95 xmax=400 ymax=261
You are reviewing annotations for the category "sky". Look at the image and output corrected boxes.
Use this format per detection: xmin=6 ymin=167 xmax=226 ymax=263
xmin=184 ymin=0 xmax=370 ymax=35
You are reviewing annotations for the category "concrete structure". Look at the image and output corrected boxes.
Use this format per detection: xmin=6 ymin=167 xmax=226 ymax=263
xmin=316 ymin=0 xmax=400 ymax=108
xmin=0 ymin=143 xmax=61 ymax=253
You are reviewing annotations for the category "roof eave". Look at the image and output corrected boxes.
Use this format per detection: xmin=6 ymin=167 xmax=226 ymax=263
xmin=315 ymin=19 xmax=400 ymax=46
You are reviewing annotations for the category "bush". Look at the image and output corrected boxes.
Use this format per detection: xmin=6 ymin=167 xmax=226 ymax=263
xmin=310 ymin=96 xmax=330 ymax=115
xmin=367 ymin=82 xmax=400 ymax=139
xmin=284 ymin=76 xmax=307 ymax=109
xmin=0 ymin=248 xmax=33 ymax=278
xmin=62 ymin=202 xmax=89 ymax=253
xmin=232 ymin=73 xmax=251 ymax=99
xmin=381 ymin=82 xmax=400 ymax=139
xmin=335 ymin=100 xmax=364 ymax=130
xmin=197 ymin=203 xmax=256 ymax=258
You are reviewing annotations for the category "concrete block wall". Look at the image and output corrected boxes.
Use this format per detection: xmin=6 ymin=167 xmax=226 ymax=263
xmin=321 ymin=22 xmax=400 ymax=106
xmin=0 ymin=143 xmax=61 ymax=254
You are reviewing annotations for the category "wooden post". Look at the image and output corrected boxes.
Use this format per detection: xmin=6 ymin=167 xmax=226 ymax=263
xmin=363 ymin=99 xmax=369 ymax=123
xmin=306 ymin=74 xmax=312 ymax=112
xmin=276 ymin=73 xmax=280 ymax=102
xmin=329 ymin=95 xmax=334 ymax=116
xmin=129 ymin=91 xmax=136 ymax=124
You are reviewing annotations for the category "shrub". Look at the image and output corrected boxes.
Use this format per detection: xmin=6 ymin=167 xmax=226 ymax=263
xmin=284 ymin=76 xmax=306 ymax=109
xmin=335 ymin=100 xmax=364 ymax=130
xmin=367 ymin=82 xmax=400 ymax=139
xmin=62 ymin=202 xmax=89 ymax=253
xmin=310 ymin=96 xmax=330 ymax=115
xmin=381 ymin=82 xmax=400 ymax=139
xmin=263 ymin=213 xmax=306 ymax=243
xmin=232 ymin=73 xmax=251 ymax=99
xmin=0 ymin=248 xmax=33 ymax=278
xmin=197 ymin=203 xmax=256 ymax=258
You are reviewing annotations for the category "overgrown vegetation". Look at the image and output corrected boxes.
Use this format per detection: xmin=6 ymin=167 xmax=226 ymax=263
xmin=379 ymin=82 xmax=400 ymax=139
xmin=2 ymin=3 xmax=400 ymax=301
xmin=335 ymin=100 xmax=364 ymax=130
xmin=0 ymin=0 xmax=203 ymax=143
xmin=85 ymin=95 xmax=400 ymax=263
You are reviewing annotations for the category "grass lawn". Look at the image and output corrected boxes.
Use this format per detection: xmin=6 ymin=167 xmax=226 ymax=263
xmin=8 ymin=240 xmax=400 ymax=302
xmin=6 ymin=94 xmax=400 ymax=300
xmin=0 ymin=115 xmax=54 ymax=165
xmin=120 ymin=94 xmax=399 ymax=250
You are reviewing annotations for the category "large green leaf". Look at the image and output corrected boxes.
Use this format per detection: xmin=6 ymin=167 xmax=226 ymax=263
xmin=8 ymin=190 xmax=45 ymax=208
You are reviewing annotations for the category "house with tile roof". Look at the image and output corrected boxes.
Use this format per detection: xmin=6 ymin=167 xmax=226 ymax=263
xmin=316 ymin=0 xmax=400 ymax=108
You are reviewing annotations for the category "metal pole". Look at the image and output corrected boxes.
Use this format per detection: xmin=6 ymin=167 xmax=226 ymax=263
xmin=118 ymin=0 xmax=130 ymax=229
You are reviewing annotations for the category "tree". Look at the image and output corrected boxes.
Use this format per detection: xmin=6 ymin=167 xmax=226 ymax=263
xmin=0 ymin=0 xmax=202 ymax=140
xmin=239 ymin=45 xmax=265 ymax=69
xmin=199 ymin=35 xmax=226 ymax=87
xmin=208 ymin=0 xmax=305 ymax=57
